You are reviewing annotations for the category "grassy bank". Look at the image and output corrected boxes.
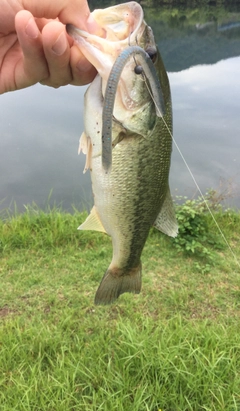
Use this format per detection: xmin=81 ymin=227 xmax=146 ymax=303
xmin=0 ymin=204 xmax=240 ymax=410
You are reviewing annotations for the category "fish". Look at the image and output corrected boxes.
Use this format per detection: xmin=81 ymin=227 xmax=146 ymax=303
xmin=66 ymin=1 xmax=178 ymax=305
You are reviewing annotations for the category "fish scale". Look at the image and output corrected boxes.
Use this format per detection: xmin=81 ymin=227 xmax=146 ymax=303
xmin=101 ymin=45 xmax=166 ymax=171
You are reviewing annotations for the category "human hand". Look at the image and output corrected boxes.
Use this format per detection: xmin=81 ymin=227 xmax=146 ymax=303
xmin=0 ymin=0 xmax=99 ymax=94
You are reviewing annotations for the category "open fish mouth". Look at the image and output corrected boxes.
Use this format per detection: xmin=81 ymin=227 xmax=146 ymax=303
xmin=66 ymin=2 xmax=149 ymax=77
xmin=66 ymin=1 xmax=144 ymax=52
xmin=66 ymin=1 xmax=159 ymax=113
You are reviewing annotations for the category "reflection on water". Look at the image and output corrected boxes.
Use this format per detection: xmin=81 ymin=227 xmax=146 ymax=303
xmin=0 ymin=2 xmax=240 ymax=212
xmin=0 ymin=85 xmax=91 ymax=212
xmin=169 ymin=56 xmax=240 ymax=206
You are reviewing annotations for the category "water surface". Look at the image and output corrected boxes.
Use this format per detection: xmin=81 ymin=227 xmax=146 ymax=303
xmin=1 ymin=2 xmax=240 ymax=212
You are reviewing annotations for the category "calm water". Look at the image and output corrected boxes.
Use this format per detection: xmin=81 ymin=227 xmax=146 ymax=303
xmin=1 ymin=2 xmax=240 ymax=213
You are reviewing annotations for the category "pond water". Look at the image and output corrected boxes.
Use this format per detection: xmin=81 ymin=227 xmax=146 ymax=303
xmin=1 ymin=1 xmax=240 ymax=213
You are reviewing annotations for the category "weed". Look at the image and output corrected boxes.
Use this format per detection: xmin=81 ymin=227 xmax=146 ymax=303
xmin=172 ymin=192 xmax=225 ymax=263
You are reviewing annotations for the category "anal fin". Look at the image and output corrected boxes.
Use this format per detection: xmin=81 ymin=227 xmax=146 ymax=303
xmin=78 ymin=206 xmax=107 ymax=234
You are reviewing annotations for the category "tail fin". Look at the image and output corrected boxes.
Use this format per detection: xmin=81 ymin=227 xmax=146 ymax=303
xmin=94 ymin=264 xmax=142 ymax=305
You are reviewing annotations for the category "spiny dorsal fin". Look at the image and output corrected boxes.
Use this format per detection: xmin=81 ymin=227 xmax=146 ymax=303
xmin=154 ymin=187 xmax=178 ymax=238
xmin=78 ymin=206 xmax=107 ymax=234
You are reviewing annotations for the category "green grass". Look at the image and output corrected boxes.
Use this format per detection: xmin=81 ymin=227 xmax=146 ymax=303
xmin=0 ymin=205 xmax=240 ymax=410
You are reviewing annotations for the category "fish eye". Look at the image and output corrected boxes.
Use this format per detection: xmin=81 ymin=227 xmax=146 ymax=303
xmin=146 ymin=47 xmax=157 ymax=63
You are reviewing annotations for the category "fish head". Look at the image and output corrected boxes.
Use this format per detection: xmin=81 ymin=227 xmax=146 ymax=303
xmin=66 ymin=2 xmax=160 ymax=118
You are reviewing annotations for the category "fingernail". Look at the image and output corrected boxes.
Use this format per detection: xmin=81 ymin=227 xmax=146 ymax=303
xmin=25 ymin=17 xmax=39 ymax=39
xmin=76 ymin=59 xmax=93 ymax=73
xmin=52 ymin=32 xmax=68 ymax=56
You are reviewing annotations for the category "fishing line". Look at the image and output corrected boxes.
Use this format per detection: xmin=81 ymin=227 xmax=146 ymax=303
xmin=140 ymin=65 xmax=240 ymax=269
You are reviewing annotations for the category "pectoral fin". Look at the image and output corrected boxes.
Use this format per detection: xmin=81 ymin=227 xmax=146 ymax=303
xmin=78 ymin=132 xmax=92 ymax=174
xmin=154 ymin=187 xmax=178 ymax=237
xmin=78 ymin=206 xmax=107 ymax=234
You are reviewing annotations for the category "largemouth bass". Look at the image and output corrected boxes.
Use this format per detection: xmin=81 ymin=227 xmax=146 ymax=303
xmin=67 ymin=1 xmax=178 ymax=305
